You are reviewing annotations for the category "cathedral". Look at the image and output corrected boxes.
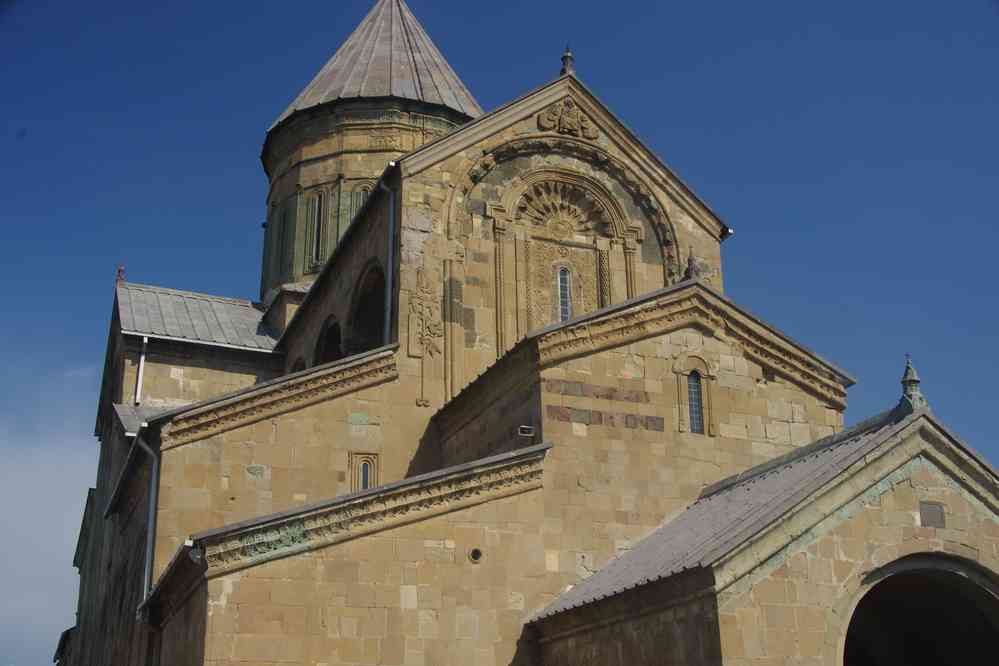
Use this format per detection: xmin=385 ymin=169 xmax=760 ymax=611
xmin=57 ymin=1 xmax=999 ymax=664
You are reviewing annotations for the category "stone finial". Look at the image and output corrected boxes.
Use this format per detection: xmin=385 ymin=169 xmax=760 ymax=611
xmin=116 ymin=265 xmax=126 ymax=282
xmin=683 ymin=249 xmax=710 ymax=282
xmin=900 ymin=355 xmax=929 ymax=412
xmin=560 ymin=44 xmax=576 ymax=77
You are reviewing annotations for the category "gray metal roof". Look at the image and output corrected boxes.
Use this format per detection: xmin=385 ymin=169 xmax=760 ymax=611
xmin=532 ymin=406 xmax=921 ymax=621
xmin=272 ymin=0 xmax=482 ymax=129
xmin=112 ymin=403 xmax=172 ymax=435
xmin=117 ymin=282 xmax=278 ymax=352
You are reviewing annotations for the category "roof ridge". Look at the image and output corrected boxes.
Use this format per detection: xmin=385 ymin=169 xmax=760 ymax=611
xmin=120 ymin=282 xmax=257 ymax=308
xmin=698 ymin=407 xmax=903 ymax=499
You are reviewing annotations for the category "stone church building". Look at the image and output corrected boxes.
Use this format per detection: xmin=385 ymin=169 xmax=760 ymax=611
xmin=57 ymin=1 xmax=998 ymax=664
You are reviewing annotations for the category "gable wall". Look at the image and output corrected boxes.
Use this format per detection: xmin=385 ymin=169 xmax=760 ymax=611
xmin=714 ymin=446 xmax=999 ymax=665
xmin=536 ymin=326 xmax=842 ymax=591
xmin=119 ymin=337 xmax=281 ymax=410
xmin=396 ymin=84 xmax=725 ymax=416
xmin=199 ymin=489 xmax=550 ymax=666
xmin=153 ymin=366 xmax=425 ymax=580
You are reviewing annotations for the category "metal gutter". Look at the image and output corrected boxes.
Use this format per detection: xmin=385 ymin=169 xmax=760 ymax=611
xmin=121 ymin=330 xmax=276 ymax=354
xmin=134 ymin=336 xmax=148 ymax=405
xmin=379 ymin=168 xmax=397 ymax=347
xmin=133 ymin=432 xmax=160 ymax=617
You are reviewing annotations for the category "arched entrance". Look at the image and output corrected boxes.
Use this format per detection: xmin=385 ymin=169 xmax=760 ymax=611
xmin=844 ymin=566 xmax=999 ymax=666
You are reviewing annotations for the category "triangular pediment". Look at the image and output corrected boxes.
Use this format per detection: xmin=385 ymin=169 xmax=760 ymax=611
xmin=532 ymin=407 xmax=999 ymax=621
xmin=399 ymin=75 xmax=731 ymax=241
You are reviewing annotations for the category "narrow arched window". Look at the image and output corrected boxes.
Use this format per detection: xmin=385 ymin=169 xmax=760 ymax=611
xmin=688 ymin=371 xmax=705 ymax=434
xmin=557 ymin=267 xmax=572 ymax=323
xmin=360 ymin=462 xmax=371 ymax=490
xmin=312 ymin=191 xmax=326 ymax=264
xmin=351 ymin=185 xmax=372 ymax=220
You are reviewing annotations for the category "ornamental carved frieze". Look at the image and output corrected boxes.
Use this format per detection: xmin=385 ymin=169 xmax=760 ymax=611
xmin=160 ymin=350 xmax=399 ymax=449
xmin=538 ymin=97 xmax=599 ymax=140
xmin=534 ymin=287 xmax=849 ymax=409
xmin=201 ymin=448 xmax=549 ymax=576
xmin=516 ymin=180 xmax=614 ymax=239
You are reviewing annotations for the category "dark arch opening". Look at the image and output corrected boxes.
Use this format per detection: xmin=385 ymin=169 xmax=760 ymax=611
xmin=315 ymin=319 xmax=344 ymax=366
xmin=845 ymin=568 xmax=999 ymax=666
xmin=347 ymin=265 xmax=386 ymax=355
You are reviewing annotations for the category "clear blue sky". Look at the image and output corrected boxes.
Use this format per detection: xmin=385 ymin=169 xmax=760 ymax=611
xmin=2 ymin=0 xmax=997 ymax=662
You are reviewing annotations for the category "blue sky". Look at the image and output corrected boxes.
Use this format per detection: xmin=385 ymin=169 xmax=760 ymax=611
xmin=2 ymin=0 xmax=997 ymax=662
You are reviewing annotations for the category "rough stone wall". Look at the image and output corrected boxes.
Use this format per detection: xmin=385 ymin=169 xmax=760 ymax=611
xmin=715 ymin=450 xmax=999 ymax=666
xmin=201 ymin=490 xmax=549 ymax=666
xmin=154 ymin=365 xmax=419 ymax=579
xmin=535 ymin=327 xmax=841 ymax=598
xmin=120 ymin=338 xmax=281 ymax=409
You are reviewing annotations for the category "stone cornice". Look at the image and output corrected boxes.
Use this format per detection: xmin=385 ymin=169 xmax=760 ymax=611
xmin=535 ymin=282 xmax=852 ymax=409
xmin=193 ymin=443 xmax=550 ymax=577
xmin=158 ymin=347 xmax=399 ymax=449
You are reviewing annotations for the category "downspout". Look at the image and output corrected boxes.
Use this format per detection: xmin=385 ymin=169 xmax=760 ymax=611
xmin=379 ymin=168 xmax=397 ymax=347
xmin=134 ymin=429 xmax=160 ymax=618
xmin=134 ymin=336 xmax=148 ymax=405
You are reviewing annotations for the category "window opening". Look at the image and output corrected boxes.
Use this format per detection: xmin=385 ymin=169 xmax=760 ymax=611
xmin=361 ymin=462 xmax=371 ymax=490
xmin=558 ymin=267 xmax=572 ymax=323
xmin=688 ymin=371 xmax=705 ymax=434
xmin=312 ymin=191 xmax=325 ymax=264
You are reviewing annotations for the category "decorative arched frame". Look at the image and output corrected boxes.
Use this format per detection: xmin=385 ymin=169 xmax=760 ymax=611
xmin=673 ymin=354 xmax=718 ymax=436
xmin=437 ymin=134 xmax=685 ymax=400
xmin=348 ymin=451 xmax=380 ymax=492
xmin=831 ymin=553 xmax=999 ymax=666
xmin=350 ymin=181 xmax=375 ymax=221
xmin=302 ymin=182 xmax=344 ymax=273
xmin=446 ymin=135 xmax=683 ymax=285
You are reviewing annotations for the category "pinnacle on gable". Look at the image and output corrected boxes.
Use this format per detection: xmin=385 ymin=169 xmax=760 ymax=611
xmin=900 ymin=354 xmax=929 ymax=413
xmin=560 ymin=44 xmax=576 ymax=77
xmin=271 ymin=0 xmax=483 ymax=130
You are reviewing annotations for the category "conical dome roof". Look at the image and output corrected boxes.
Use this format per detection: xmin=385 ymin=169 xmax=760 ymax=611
xmin=272 ymin=0 xmax=483 ymax=129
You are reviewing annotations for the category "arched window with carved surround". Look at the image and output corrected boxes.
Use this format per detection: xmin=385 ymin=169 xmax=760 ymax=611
xmin=557 ymin=267 xmax=573 ymax=323
xmin=349 ymin=452 xmax=379 ymax=492
xmin=674 ymin=355 xmax=716 ymax=436
xmin=688 ymin=371 xmax=705 ymax=434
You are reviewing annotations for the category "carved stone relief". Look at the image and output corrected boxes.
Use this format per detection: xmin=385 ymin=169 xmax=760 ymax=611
xmin=527 ymin=240 xmax=597 ymax=330
xmin=516 ymin=180 xmax=614 ymax=239
xmin=409 ymin=266 xmax=444 ymax=407
xmin=537 ymin=97 xmax=599 ymax=140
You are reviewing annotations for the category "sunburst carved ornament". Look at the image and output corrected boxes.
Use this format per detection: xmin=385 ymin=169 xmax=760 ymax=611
xmin=516 ymin=180 xmax=614 ymax=239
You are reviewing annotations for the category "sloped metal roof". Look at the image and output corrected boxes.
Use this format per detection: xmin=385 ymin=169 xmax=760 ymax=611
xmin=532 ymin=406 xmax=921 ymax=621
xmin=117 ymin=282 xmax=278 ymax=352
xmin=271 ymin=0 xmax=482 ymax=128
